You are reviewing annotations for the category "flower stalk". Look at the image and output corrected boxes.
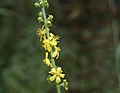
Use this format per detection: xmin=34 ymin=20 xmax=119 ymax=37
xmin=40 ymin=0 xmax=56 ymax=68
xmin=34 ymin=0 xmax=68 ymax=93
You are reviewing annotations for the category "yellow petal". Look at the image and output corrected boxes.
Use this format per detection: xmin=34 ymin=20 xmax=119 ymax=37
xmin=50 ymin=75 xmax=56 ymax=82
xmin=52 ymin=51 xmax=57 ymax=58
xmin=50 ymin=39 xmax=57 ymax=46
xmin=46 ymin=59 xmax=51 ymax=66
xmin=50 ymin=33 xmax=55 ymax=37
xmin=60 ymin=74 xmax=65 ymax=78
xmin=47 ymin=45 xmax=52 ymax=52
xmin=57 ymin=67 xmax=62 ymax=72
xmin=56 ymin=52 xmax=59 ymax=59
xmin=56 ymin=77 xmax=61 ymax=83
xmin=48 ymin=37 xmax=53 ymax=40
xmin=52 ymin=47 xmax=60 ymax=59
xmin=43 ymin=35 xmax=46 ymax=40
xmin=51 ymin=68 xmax=56 ymax=72
xmin=43 ymin=39 xmax=46 ymax=44
xmin=45 ymin=52 xmax=49 ymax=58
xmin=40 ymin=36 xmax=42 ymax=41
xmin=43 ymin=44 xmax=46 ymax=50
xmin=56 ymin=47 xmax=60 ymax=51
xmin=40 ymin=29 xmax=45 ymax=34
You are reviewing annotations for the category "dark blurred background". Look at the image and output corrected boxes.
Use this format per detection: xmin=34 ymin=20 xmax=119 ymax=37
xmin=0 ymin=0 xmax=120 ymax=93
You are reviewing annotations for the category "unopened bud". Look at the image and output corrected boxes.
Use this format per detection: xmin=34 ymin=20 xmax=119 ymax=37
xmin=46 ymin=21 xmax=52 ymax=26
xmin=34 ymin=2 xmax=40 ymax=7
xmin=38 ymin=11 xmax=43 ymax=17
xmin=38 ymin=17 xmax=43 ymax=23
xmin=48 ymin=15 xmax=54 ymax=21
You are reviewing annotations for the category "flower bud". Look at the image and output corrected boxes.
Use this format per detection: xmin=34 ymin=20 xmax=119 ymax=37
xmin=38 ymin=17 xmax=43 ymax=23
xmin=34 ymin=2 xmax=40 ymax=7
xmin=48 ymin=15 xmax=54 ymax=21
xmin=38 ymin=11 xmax=43 ymax=17
xmin=46 ymin=20 xmax=52 ymax=26
xmin=39 ymin=0 xmax=49 ymax=8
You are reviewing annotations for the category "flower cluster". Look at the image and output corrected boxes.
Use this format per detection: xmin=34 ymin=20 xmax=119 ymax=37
xmin=35 ymin=0 xmax=68 ymax=91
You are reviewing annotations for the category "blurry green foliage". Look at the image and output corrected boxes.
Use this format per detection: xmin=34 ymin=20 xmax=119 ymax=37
xmin=0 ymin=0 xmax=120 ymax=93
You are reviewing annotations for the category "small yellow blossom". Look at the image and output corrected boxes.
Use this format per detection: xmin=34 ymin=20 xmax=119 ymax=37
xmin=49 ymin=67 xmax=65 ymax=83
xmin=43 ymin=39 xmax=52 ymax=52
xmin=48 ymin=33 xmax=55 ymax=40
xmin=50 ymin=35 xmax=60 ymax=45
xmin=43 ymin=52 xmax=52 ymax=67
xmin=43 ymin=33 xmax=60 ymax=52
xmin=52 ymin=47 xmax=61 ymax=59
xmin=48 ymin=33 xmax=60 ymax=46
xmin=50 ymin=39 xmax=57 ymax=46
xmin=37 ymin=26 xmax=46 ymax=41
xmin=55 ymin=35 xmax=60 ymax=40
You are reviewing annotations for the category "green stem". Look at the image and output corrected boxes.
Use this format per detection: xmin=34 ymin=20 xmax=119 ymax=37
xmin=41 ymin=0 xmax=56 ymax=70
xmin=56 ymin=84 xmax=61 ymax=93
xmin=40 ymin=0 xmax=61 ymax=93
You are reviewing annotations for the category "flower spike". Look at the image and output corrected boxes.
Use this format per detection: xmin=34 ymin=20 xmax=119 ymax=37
xmin=35 ymin=0 xmax=68 ymax=92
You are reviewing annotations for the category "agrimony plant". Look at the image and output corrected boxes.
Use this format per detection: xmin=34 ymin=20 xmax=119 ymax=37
xmin=34 ymin=0 xmax=68 ymax=93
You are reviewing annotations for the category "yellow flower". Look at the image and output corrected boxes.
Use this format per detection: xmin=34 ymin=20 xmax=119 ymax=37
xmin=50 ymin=39 xmax=57 ymax=46
xmin=37 ymin=26 xmax=46 ymax=41
xmin=48 ymin=33 xmax=60 ymax=46
xmin=42 ymin=33 xmax=59 ymax=52
xmin=43 ymin=52 xmax=52 ymax=67
xmin=48 ymin=33 xmax=55 ymax=40
xmin=49 ymin=67 xmax=65 ymax=83
xmin=52 ymin=47 xmax=61 ymax=59
xmin=43 ymin=39 xmax=52 ymax=52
